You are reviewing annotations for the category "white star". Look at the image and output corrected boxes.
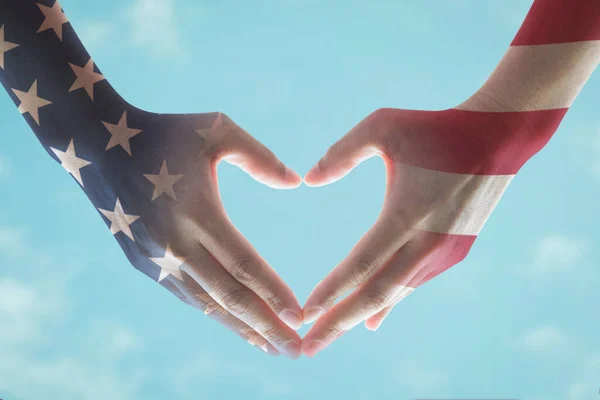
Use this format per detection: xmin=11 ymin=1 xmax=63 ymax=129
xmin=196 ymin=113 xmax=226 ymax=157
xmin=50 ymin=139 xmax=92 ymax=187
xmin=37 ymin=0 xmax=69 ymax=41
xmin=11 ymin=80 xmax=52 ymax=125
xmin=102 ymin=111 xmax=143 ymax=156
xmin=195 ymin=112 xmax=224 ymax=149
xmin=69 ymin=58 xmax=105 ymax=100
xmin=69 ymin=58 xmax=105 ymax=101
xmin=98 ymin=198 xmax=140 ymax=241
xmin=150 ymin=244 xmax=185 ymax=282
xmin=195 ymin=112 xmax=223 ymax=138
xmin=0 ymin=25 xmax=19 ymax=70
xmin=143 ymin=161 xmax=184 ymax=201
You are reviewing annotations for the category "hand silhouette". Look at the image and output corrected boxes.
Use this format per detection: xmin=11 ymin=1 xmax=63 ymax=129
xmin=300 ymin=106 xmax=555 ymax=356
xmin=54 ymin=106 xmax=305 ymax=358
xmin=300 ymin=0 xmax=600 ymax=356
xmin=0 ymin=0 xmax=304 ymax=358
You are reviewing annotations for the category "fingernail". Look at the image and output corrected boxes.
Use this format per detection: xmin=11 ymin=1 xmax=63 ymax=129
xmin=303 ymin=340 xmax=326 ymax=357
xmin=365 ymin=322 xmax=380 ymax=332
xmin=280 ymin=309 xmax=303 ymax=330
xmin=281 ymin=340 xmax=302 ymax=359
xmin=303 ymin=307 xmax=325 ymax=324
xmin=262 ymin=343 xmax=281 ymax=356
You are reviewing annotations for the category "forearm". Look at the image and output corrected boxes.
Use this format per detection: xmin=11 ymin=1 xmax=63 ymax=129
xmin=0 ymin=0 xmax=123 ymax=154
xmin=457 ymin=0 xmax=600 ymax=114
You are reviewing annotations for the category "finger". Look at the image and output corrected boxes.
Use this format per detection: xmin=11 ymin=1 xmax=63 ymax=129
xmin=304 ymin=113 xmax=382 ymax=187
xmin=159 ymin=278 xmax=192 ymax=305
xmin=199 ymin=213 xmax=304 ymax=331
xmin=182 ymin=246 xmax=302 ymax=359
xmin=302 ymin=240 xmax=426 ymax=357
xmin=365 ymin=238 xmax=469 ymax=331
xmin=168 ymin=273 xmax=280 ymax=356
xmin=302 ymin=214 xmax=411 ymax=324
xmin=364 ymin=305 xmax=393 ymax=331
xmin=363 ymin=275 xmax=419 ymax=332
xmin=201 ymin=113 xmax=302 ymax=189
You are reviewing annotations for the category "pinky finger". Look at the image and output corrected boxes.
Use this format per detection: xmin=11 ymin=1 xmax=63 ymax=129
xmin=363 ymin=269 xmax=423 ymax=331
xmin=167 ymin=274 xmax=281 ymax=356
xmin=364 ymin=305 xmax=393 ymax=331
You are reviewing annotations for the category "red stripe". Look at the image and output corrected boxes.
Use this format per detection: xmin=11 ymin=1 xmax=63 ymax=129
xmin=410 ymin=231 xmax=477 ymax=288
xmin=385 ymin=108 xmax=567 ymax=175
xmin=511 ymin=0 xmax=600 ymax=46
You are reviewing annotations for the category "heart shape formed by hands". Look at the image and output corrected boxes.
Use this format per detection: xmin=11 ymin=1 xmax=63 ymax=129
xmin=1 ymin=0 xmax=594 ymax=361
xmin=42 ymin=102 xmax=551 ymax=360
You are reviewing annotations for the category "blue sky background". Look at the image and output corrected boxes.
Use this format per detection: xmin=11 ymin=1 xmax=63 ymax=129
xmin=1 ymin=0 xmax=599 ymax=399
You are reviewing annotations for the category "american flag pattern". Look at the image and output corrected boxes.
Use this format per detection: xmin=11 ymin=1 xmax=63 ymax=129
xmin=411 ymin=0 xmax=600 ymax=288
xmin=0 ymin=0 xmax=220 ymax=299
xmin=300 ymin=0 xmax=599 ymax=345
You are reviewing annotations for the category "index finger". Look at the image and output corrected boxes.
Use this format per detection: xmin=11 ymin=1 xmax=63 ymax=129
xmin=302 ymin=213 xmax=410 ymax=323
xmin=198 ymin=213 xmax=304 ymax=330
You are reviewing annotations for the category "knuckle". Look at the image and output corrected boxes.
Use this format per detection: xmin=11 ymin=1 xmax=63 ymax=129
xmin=368 ymin=108 xmax=395 ymax=132
xmin=264 ymin=293 xmax=284 ymax=313
xmin=260 ymin=324 xmax=283 ymax=344
xmin=370 ymin=107 xmax=391 ymax=122
xmin=220 ymin=288 xmax=251 ymax=316
xmin=229 ymin=256 xmax=259 ymax=287
xmin=379 ymin=134 xmax=403 ymax=160
xmin=350 ymin=254 xmax=380 ymax=286
xmin=322 ymin=322 xmax=345 ymax=339
xmin=198 ymin=113 xmax=236 ymax=160
xmin=191 ymin=289 xmax=212 ymax=307
xmin=365 ymin=289 xmax=393 ymax=310
xmin=199 ymin=137 xmax=222 ymax=160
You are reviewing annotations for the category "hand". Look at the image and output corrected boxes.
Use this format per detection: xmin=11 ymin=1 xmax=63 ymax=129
xmin=52 ymin=107 xmax=304 ymax=358
xmin=300 ymin=107 xmax=548 ymax=356
xmin=0 ymin=0 xmax=305 ymax=358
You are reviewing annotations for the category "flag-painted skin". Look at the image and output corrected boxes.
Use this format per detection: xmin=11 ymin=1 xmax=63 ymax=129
xmin=0 ymin=0 xmax=305 ymax=358
xmin=301 ymin=0 xmax=600 ymax=357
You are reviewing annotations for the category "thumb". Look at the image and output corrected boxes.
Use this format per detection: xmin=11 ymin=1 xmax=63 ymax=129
xmin=212 ymin=115 xmax=302 ymax=190
xmin=304 ymin=115 xmax=381 ymax=187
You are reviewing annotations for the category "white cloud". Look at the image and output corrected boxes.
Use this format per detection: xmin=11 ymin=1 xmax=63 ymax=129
xmin=533 ymin=235 xmax=587 ymax=273
xmin=125 ymin=0 xmax=184 ymax=58
xmin=520 ymin=325 xmax=569 ymax=351
xmin=566 ymin=353 xmax=600 ymax=400
xmin=0 ymin=276 xmax=66 ymax=344
xmin=0 ymin=226 xmax=28 ymax=258
xmin=0 ymin=278 xmax=35 ymax=315
xmin=77 ymin=20 xmax=115 ymax=48
xmin=174 ymin=349 xmax=293 ymax=397
xmin=394 ymin=360 xmax=448 ymax=395
xmin=0 ymin=352 xmax=144 ymax=400
xmin=87 ymin=320 xmax=141 ymax=361
xmin=0 ymin=275 xmax=144 ymax=400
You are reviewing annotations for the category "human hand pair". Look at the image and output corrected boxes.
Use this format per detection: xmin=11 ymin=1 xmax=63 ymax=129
xmin=4 ymin=0 xmax=596 ymax=361
xmin=45 ymin=103 xmax=527 ymax=358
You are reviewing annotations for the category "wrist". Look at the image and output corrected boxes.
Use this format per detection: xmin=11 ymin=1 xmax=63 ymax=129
xmin=457 ymin=41 xmax=600 ymax=114
xmin=441 ymin=107 xmax=565 ymax=175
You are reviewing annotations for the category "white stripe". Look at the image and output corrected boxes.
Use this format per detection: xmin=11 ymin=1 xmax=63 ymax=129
xmin=387 ymin=164 xmax=513 ymax=236
xmin=456 ymin=40 xmax=600 ymax=112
